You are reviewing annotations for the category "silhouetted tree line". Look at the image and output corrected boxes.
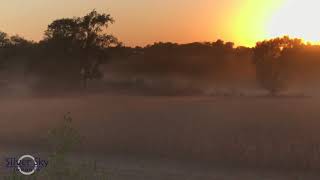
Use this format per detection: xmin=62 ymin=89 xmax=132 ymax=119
xmin=0 ymin=10 xmax=320 ymax=95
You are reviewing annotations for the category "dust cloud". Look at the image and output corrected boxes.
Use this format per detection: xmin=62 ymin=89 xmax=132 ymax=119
xmin=1 ymin=91 xmax=320 ymax=171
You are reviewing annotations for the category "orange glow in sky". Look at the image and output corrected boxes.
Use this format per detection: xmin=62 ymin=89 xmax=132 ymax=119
xmin=0 ymin=0 xmax=317 ymax=47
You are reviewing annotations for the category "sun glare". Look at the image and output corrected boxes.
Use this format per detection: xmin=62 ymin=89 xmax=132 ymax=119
xmin=267 ymin=0 xmax=320 ymax=43
xmin=232 ymin=0 xmax=283 ymax=47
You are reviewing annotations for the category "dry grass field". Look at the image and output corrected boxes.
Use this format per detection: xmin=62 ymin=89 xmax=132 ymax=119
xmin=1 ymin=94 xmax=320 ymax=179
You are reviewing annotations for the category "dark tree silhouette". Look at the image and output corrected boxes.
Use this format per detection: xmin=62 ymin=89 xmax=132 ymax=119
xmin=44 ymin=10 xmax=120 ymax=88
xmin=0 ymin=33 xmax=34 ymax=72
xmin=2 ymin=13 xmax=320 ymax=96
xmin=0 ymin=31 xmax=9 ymax=48
xmin=253 ymin=36 xmax=303 ymax=95
xmin=9 ymin=35 xmax=33 ymax=47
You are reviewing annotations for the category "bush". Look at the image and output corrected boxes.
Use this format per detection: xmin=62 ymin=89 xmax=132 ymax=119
xmin=2 ymin=113 xmax=108 ymax=180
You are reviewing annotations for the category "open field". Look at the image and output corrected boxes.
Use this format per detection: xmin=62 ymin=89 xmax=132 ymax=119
xmin=1 ymin=94 xmax=320 ymax=179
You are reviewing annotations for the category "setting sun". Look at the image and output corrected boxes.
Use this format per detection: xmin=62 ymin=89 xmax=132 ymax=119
xmin=1 ymin=0 xmax=319 ymax=47
xmin=3 ymin=1 xmax=320 ymax=179
xmin=267 ymin=0 xmax=320 ymax=44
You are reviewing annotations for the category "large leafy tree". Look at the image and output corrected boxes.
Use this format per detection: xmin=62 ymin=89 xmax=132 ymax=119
xmin=253 ymin=36 xmax=303 ymax=95
xmin=44 ymin=10 xmax=120 ymax=87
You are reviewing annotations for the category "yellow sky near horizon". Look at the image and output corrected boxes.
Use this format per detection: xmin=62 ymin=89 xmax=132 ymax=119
xmin=0 ymin=0 xmax=318 ymax=47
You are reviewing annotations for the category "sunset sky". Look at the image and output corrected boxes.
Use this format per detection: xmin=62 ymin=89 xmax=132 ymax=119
xmin=0 ymin=0 xmax=318 ymax=47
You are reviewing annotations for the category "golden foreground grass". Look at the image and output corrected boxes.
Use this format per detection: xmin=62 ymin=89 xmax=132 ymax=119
xmin=1 ymin=94 xmax=320 ymax=179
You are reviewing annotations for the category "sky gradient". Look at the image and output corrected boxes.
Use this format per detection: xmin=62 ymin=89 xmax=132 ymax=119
xmin=1 ymin=0 xmax=311 ymax=47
